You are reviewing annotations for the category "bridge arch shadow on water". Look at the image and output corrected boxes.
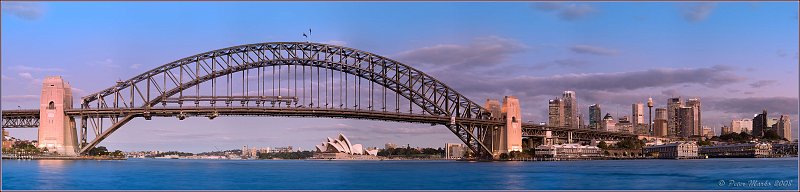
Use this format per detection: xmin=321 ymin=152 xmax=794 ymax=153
xmin=2 ymin=42 xmax=637 ymax=159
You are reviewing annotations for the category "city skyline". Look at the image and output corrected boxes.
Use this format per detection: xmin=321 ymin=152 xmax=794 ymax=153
xmin=2 ymin=2 xmax=798 ymax=152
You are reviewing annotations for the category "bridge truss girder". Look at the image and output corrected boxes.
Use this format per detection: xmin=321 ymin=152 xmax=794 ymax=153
xmin=74 ymin=42 xmax=499 ymax=158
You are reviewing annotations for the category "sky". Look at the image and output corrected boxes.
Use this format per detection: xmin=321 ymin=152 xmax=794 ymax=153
xmin=2 ymin=2 xmax=798 ymax=153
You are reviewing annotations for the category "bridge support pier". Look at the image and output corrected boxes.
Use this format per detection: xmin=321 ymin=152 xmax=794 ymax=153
xmin=568 ymin=131 xmax=573 ymax=144
xmin=38 ymin=76 xmax=79 ymax=156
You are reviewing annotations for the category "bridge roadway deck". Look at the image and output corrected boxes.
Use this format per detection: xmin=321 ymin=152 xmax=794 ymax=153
xmin=2 ymin=108 xmax=503 ymax=127
xmin=2 ymin=108 xmax=637 ymax=140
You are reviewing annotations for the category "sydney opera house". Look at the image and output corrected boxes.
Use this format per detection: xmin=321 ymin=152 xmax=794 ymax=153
xmin=314 ymin=133 xmax=379 ymax=159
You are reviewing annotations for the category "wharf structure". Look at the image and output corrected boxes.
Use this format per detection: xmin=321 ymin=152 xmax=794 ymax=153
xmin=643 ymin=142 xmax=700 ymax=159
xmin=699 ymin=143 xmax=773 ymax=158
xmin=533 ymin=143 xmax=602 ymax=160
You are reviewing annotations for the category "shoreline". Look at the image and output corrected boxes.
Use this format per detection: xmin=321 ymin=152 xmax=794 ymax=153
xmin=2 ymin=155 xmax=127 ymax=160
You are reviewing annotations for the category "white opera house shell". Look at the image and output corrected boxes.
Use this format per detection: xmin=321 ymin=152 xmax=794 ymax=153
xmin=315 ymin=133 xmax=378 ymax=158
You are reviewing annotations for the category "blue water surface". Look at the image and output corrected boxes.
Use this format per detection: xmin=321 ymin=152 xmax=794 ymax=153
xmin=2 ymin=158 xmax=797 ymax=190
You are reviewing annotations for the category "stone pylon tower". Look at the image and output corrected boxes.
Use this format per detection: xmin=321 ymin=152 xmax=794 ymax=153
xmin=499 ymin=96 xmax=522 ymax=154
xmin=38 ymin=76 xmax=79 ymax=156
xmin=484 ymin=97 xmax=523 ymax=156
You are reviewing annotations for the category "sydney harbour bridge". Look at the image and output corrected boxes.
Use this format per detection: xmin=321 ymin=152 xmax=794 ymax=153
xmin=1 ymin=42 xmax=635 ymax=159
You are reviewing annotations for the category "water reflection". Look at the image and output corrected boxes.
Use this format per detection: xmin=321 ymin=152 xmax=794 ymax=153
xmin=36 ymin=160 xmax=70 ymax=190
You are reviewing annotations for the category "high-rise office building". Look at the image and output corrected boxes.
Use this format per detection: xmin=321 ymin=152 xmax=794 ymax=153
xmin=678 ymin=98 xmax=701 ymax=138
xmin=548 ymin=98 xmax=565 ymax=127
xmin=753 ymin=110 xmax=769 ymax=137
xmin=589 ymin=104 xmax=602 ymax=130
xmin=721 ymin=126 xmax=732 ymax=135
xmin=632 ymin=102 xmax=645 ymax=125
xmin=667 ymin=97 xmax=682 ymax=137
xmin=602 ymin=113 xmax=617 ymax=132
xmin=654 ymin=108 xmax=668 ymax=137
xmin=562 ymin=91 xmax=578 ymax=129
xmin=731 ymin=119 xmax=753 ymax=134
xmin=776 ymin=115 xmax=792 ymax=141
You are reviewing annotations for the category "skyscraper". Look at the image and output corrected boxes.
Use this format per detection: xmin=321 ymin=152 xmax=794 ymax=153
xmin=731 ymin=119 xmax=753 ymax=134
xmin=667 ymin=97 xmax=682 ymax=137
xmin=632 ymin=102 xmax=645 ymax=125
xmin=548 ymin=98 xmax=565 ymax=127
xmin=589 ymin=104 xmax=602 ymax=130
xmin=562 ymin=91 xmax=578 ymax=129
xmin=753 ymin=110 xmax=769 ymax=137
xmin=777 ymin=115 xmax=792 ymax=141
xmin=654 ymin=108 xmax=668 ymax=137
xmin=647 ymin=97 xmax=654 ymax=136
xmin=679 ymin=98 xmax=702 ymax=138
xmin=602 ymin=113 xmax=617 ymax=132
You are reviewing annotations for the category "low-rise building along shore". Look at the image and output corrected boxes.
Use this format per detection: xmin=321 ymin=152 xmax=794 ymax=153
xmin=534 ymin=143 xmax=602 ymax=160
xmin=700 ymin=143 xmax=774 ymax=158
xmin=643 ymin=142 xmax=700 ymax=159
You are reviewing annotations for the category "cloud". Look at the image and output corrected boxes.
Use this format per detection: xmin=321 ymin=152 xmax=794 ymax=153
xmin=705 ymin=97 xmax=799 ymax=116
xmin=661 ymin=89 xmax=681 ymax=97
xmin=394 ymin=36 xmax=526 ymax=70
xmin=1 ymin=2 xmax=44 ymax=20
xmin=532 ymin=3 xmax=597 ymax=21
xmin=18 ymin=72 xmax=41 ymax=84
xmin=1 ymin=95 xmax=39 ymax=102
xmin=553 ymin=59 xmax=589 ymax=67
xmin=749 ymin=80 xmax=778 ymax=88
xmin=321 ymin=40 xmax=347 ymax=46
xmin=12 ymin=65 xmax=63 ymax=72
xmin=450 ymin=65 xmax=745 ymax=97
xmin=777 ymin=50 xmax=788 ymax=58
xmin=681 ymin=3 xmax=716 ymax=22
xmin=129 ymin=64 xmax=142 ymax=69
xmin=570 ymin=45 xmax=619 ymax=56
xmin=559 ymin=4 xmax=597 ymax=21
xmin=533 ymin=2 xmax=562 ymax=11
xmin=90 ymin=58 xmax=119 ymax=68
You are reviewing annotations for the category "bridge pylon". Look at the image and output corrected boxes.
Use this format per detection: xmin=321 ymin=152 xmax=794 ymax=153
xmin=485 ymin=96 xmax=523 ymax=157
xmin=38 ymin=76 xmax=79 ymax=156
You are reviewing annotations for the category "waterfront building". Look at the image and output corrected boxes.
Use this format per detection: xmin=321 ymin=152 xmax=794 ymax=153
xmin=271 ymin=146 xmax=294 ymax=153
xmin=445 ymin=143 xmax=466 ymax=159
xmin=632 ymin=102 xmax=645 ymax=126
xmin=654 ymin=108 xmax=668 ymax=137
xmin=643 ymin=142 xmax=699 ymax=159
xmin=772 ymin=142 xmax=798 ymax=156
xmin=776 ymin=115 xmax=792 ymax=141
xmin=2 ymin=129 xmax=11 ymax=149
xmin=315 ymin=133 xmax=378 ymax=159
xmin=602 ymin=113 xmax=617 ymax=132
xmin=753 ymin=110 xmax=769 ymax=137
xmin=731 ymin=119 xmax=753 ymax=134
xmin=589 ymin=104 xmax=602 ymax=130
xmin=548 ymin=98 xmax=565 ymax=127
xmin=533 ymin=143 xmax=601 ymax=159
xmin=562 ymin=91 xmax=579 ymax=129
xmin=699 ymin=143 xmax=772 ymax=158
xmin=667 ymin=97 xmax=682 ymax=137
xmin=385 ymin=143 xmax=398 ymax=149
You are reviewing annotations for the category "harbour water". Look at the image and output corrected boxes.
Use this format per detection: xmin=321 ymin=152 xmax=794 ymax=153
xmin=2 ymin=157 xmax=797 ymax=190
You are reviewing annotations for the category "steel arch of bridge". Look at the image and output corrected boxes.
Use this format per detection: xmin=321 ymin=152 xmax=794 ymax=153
xmin=76 ymin=42 xmax=500 ymax=157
